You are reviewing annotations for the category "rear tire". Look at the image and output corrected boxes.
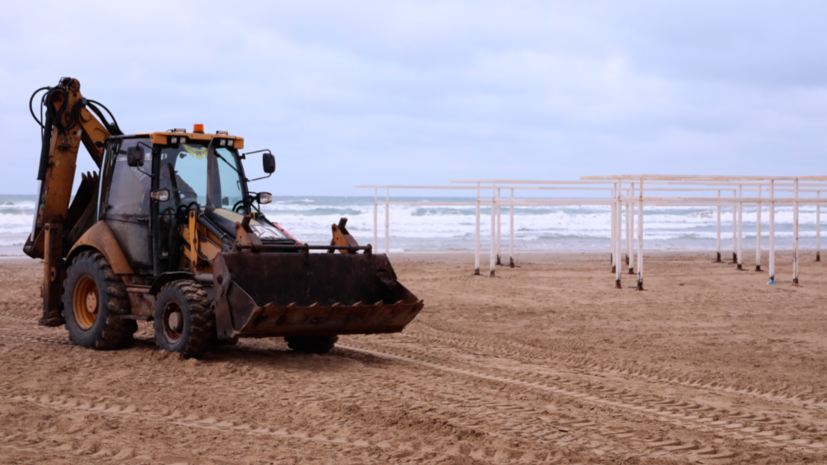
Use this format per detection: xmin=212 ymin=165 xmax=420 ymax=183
xmin=62 ymin=250 xmax=136 ymax=349
xmin=285 ymin=335 xmax=338 ymax=354
xmin=153 ymin=280 xmax=213 ymax=359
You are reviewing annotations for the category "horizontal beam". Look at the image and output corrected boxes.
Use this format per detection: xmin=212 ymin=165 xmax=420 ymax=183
xmin=642 ymin=187 xmax=826 ymax=193
xmin=581 ymin=175 xmax=825 ymax=181
xmin=661 ymin=181 xmax=827 ymax=186
xmin=450 ymin=179 xmax=617 ymax=185
xmin=386 ymin=199 xmax=616 ymax=206
xmin=355 ymin=185 xmax=481 ymax=190
xmin=628 ymin=196 xmax=825 ymax=203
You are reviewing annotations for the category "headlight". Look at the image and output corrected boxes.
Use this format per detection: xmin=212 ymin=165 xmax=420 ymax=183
xmin=150 ymin=189 xmax=170 ymax=202
xmin=258 ymin=192 xmax=273 ymax=204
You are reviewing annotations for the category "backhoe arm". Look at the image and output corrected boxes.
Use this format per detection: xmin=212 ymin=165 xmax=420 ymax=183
xmin=25 ymin=77 xmax=117 ymax=326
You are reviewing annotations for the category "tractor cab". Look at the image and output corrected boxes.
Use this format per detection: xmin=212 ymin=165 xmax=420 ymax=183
xmin=100 ymin=126 xmax=289 ymax=275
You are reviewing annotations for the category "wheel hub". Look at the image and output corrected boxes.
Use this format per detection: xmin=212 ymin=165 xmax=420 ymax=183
xmin=85 ymin=292 xmax=97 ymax=313
xmin=72 ymin=276 xmax=98 ymax=330
xmin=163 ymin=302 xmax=184 ymax=343
xmin=168 ymin=312 xmax=182 ymax=332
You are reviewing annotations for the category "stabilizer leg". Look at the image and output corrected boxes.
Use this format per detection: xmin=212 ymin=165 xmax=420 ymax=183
xmin=40 ymin=223 xmax=66 ymax=327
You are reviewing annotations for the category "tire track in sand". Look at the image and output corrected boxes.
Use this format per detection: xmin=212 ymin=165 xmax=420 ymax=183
xmin=369 ymin=336 xmax=827 ymax=447
xmin=406 ymin=321 xmax=827 ymax=409
xmin=0 ymin=429 xmax=139 ymax=463
xmin=0 ymin=332 xmax=72 ymax=346
xmin=0 ymin=313 xmax=34 ymax=322
xmin=153 ymin=341 xmax=646 ymax=461
xmin=175 ymin=357 xmax=652 ymax=459
xmin=0 ymin=325 xmax=720 ymax=462
xmin=2 ymin=392 xmax=564 ymax=463
xmin=340 ymin=340 xmax=827 ymax=458
xmin=1 ymin=324 xmax=815 ymax=461
xmin=2 ymin=326 xmax=593 ymax=462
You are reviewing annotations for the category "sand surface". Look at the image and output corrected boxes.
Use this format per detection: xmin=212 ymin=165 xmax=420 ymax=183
xmin=1 ymin=252 xmax=826 ymax=464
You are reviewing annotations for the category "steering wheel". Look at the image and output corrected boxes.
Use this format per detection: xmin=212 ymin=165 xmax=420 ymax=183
xmin=233 ymin=199 xmax=246 ymax=213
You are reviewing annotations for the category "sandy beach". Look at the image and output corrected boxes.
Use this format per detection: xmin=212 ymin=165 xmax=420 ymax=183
xmin=1 ymin=251 xmax=826 ymax=464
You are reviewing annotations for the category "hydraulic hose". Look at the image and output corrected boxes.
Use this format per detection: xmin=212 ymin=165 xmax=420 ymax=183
xmin=36 ymin=95 xmax=54 ymax=181
xmin=28 ymin=87 xmax=48 ymax=128
xmin=30 ymin=80 xmax=123 ymax=180
xmin=86 ymin=99 xmax=123 ymax=136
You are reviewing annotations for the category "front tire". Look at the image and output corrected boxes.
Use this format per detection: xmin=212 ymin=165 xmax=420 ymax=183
xmin=285 ymin=335 xmax=338 ymax=354
xmin=62 ymin=250 xmax=136 ymax=349
xmin=153 ymin=280 xmax=213 ymax=359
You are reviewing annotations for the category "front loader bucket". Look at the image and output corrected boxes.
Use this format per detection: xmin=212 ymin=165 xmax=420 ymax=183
xmin=213 ymin=252 xmax=424 ymax=339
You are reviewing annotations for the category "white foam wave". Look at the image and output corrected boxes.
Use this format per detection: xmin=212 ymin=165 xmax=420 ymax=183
xmin=0 ymin=196 xmax=825 ymax=252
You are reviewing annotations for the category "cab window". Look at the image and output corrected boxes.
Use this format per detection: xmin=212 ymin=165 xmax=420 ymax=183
xmin=105 ymin=139 xmax=152 ymax=217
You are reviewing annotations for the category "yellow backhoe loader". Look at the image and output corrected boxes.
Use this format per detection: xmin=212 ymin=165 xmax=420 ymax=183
xmin=24 ymin=77 xmax=423 ymax=358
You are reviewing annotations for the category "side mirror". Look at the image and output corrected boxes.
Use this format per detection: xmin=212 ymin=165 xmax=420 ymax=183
xmin=262 ymin=153 xmax=276 ymax=174
xmin=127 ymin=146 xmax=144 ymax=167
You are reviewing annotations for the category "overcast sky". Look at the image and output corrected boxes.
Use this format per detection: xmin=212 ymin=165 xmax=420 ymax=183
xmin=2 ymin=1 xmax=826 ymax=196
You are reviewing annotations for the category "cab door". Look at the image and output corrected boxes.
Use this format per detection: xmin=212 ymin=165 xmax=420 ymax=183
xmin=100 ymin=138 xmax=153 ymax=271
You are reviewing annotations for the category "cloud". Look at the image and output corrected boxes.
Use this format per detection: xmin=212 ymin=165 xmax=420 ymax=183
xmin=1 ymin=0 xmax=826 ymax=196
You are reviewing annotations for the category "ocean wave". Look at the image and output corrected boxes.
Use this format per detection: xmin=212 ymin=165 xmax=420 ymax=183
xmin=0 ymin=204 xmax=36 ymax=213
xmin=1 ymin=195 xmax=826 ymax=252
xmin=0 ymin=212 xmax=36 ymax=223
xmin=264 ymin=207 xmax=364 ymax=216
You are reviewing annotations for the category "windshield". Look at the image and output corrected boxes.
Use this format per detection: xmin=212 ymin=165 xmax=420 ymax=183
xmin=157 ymin=142 xmax=246 ymax=213
xmin=213 ymin=147 xmax=245 ymax=210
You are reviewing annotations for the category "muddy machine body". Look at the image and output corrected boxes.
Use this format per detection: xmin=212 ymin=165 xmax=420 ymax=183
xmin=25 ymin=78 xmax=423 ymax=358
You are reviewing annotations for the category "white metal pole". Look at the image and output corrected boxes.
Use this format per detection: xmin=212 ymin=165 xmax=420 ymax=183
xmin=737 ymin=184 xmax=743 ymax=270
xmin=496 ymin=188 xmax=502 ymax=265
xmin=373 ymin=188 xmax=378 ymax=250
xmin=490 ymin=187 xmax=496 ymax=277
xmin=611 ymin=184 xmax=617 ymax=273
xmin=475 ymin=184 xmax=481 ymax=275
xmin=793 ymin=178 xmax=799 ymax=286
xmin=769 ymin=180 xmax=775 ymax=283
xmin=629 ymin=182 xmax=635 ymax=274
xmin=385 ymin=188 xmax=390 ymax=254
xmin=755 ymin=186 xmax=762 ymax=271
xmin=716 ymin=190 xmax=721 ymax=262
xmin=616 ymin=182 xmax=621 ymax=274
xmin=509 ymin=188 xmax=515 ymax=268
xmin=637 ymin=178 xmax=644 ymax=291
xmin=625 ymin=189 xmax=631 ymax=269
xmin=732 ymin=190 xmax=738 ymax=263
xmin=615 ymin=185 xmax=622 ymax=289
xmin=818 ymin=191 xmax=821 ymax=262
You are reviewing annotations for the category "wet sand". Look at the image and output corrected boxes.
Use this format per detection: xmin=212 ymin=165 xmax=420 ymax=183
xmin=1 ymin=251 xmax=826 ymax=464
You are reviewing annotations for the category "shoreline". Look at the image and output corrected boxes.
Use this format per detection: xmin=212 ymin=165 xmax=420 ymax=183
xmin=3 ymin=247 xmax=816 ymax=261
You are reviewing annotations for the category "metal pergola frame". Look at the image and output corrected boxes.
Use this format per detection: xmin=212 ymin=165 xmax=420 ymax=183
xmin=356 ymin=175 xmax=827 ymax=290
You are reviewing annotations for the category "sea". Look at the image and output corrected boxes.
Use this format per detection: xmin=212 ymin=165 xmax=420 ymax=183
xmin=0 ymin=194 xmax=821 ymax=256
